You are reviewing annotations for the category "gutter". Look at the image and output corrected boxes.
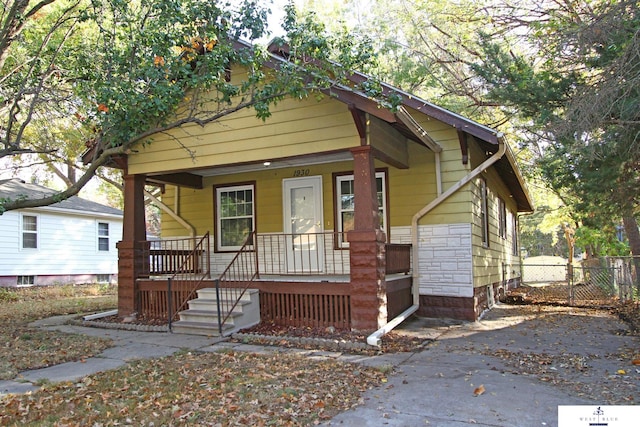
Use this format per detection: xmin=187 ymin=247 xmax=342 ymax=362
xmin=367 ymin=135 xmax=507 ymax=347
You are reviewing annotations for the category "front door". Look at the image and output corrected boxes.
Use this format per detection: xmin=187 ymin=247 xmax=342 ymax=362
xmin=283 ymin=176 xmax=324 ymax=273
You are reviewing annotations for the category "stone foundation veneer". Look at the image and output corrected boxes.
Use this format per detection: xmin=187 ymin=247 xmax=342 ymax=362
xmin=417 ymin=278 xmax=521 ymax=321
xmin=411 ymin=223 xmax=473 ymax=298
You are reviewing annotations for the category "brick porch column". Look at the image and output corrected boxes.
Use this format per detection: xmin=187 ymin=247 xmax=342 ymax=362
xmin=348 ymin=146 xmax=387 ymax=330
xmin=117 ymin=172 xmax=147 ymax=317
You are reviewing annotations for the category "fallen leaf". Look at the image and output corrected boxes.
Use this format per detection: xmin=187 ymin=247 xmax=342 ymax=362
xmin=617 ymin=369 xmax=626 ymax=375
xmin=632 ymin=359 xmax=640 ymax=366
xmin=473 ymin=385 xmax=485 ymax=396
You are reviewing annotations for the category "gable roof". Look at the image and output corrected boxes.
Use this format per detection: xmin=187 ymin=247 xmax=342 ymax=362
xmin=263 ymin=41 xmax=533 ymax=212
xmin=0 ymin=179 xmax=123 ymax=217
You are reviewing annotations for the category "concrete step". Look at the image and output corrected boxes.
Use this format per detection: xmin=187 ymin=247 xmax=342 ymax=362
xmin=177 ymin=309 xmax=240 ymax=325
xmin=196 ymin=288 xmax=259 ymax=302
xmin=173 ymin=287 xmax=261 ymax=337
xmin=187 ymin=298 xmax=252 ymax=313
xmin=170 ymin=320 xmax=233 ymax=337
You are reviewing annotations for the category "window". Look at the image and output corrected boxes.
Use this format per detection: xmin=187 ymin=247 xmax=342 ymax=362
xmin=335 ymin=170 xmax=387 ymax=246
xmin=98 ymin=222 xmax=110 ymax=251
xmin=498 ymin=198 xmax=507 ymax=239
xmin=480 ymin=179 xmax=489 ymax=247
xmin=215 ymin=183 xmax=255 ymax=251
xmin=97 ymin=274 xmax=111 ymax=283
xmin=511 ymin=212 xmax=519 ymax=255
xmin=22 ymin=215 xmax=37 ymax=249
xmin=17 ymin=276 xmax=35 ymax=286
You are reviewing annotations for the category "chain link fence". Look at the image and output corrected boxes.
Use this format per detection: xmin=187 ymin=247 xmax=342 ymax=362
xmin=510 ymin=256 xmax=640 ymax=307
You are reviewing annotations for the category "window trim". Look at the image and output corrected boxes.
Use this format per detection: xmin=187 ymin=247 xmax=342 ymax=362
xmin=17 ymin=275 xmax=35 ymax=286
xmin=511 ymin=212 xmax=519 ymax=256
xmin=21 ymin=214 xmax=38 ymax=249
xmin=333 ymin=169 xmax=389 ymax=248
xmin=480 ymin=179 xmax=489 ymax=247
xmin=214 ymin=181 xmax=256 ymax=253
xmin=97 ymin=221 xmax=110 ymax=251
xmin=498 ymin=198 xmax=507 ymax=240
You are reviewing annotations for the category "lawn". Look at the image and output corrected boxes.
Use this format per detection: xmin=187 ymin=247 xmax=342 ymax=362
xmin=0 ymin=285 xmax=388 ymax=426
xmin=0 ymin=284 xmax=117 ymax=380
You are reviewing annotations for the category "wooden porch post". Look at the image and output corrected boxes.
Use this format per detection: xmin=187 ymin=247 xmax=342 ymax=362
xmin=116 ymin=171 xmax=147 ymax=317
xmin=348 ymin=145 xmax=387 ymax=330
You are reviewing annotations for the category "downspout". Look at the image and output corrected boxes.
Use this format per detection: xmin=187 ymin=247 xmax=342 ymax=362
xmin=145 ymin=187 xmax=195 ymax=238
xmin=411 ymin=135 xmax=506 ymax=305
xmin=366 ymin=135 xmax=506 ymax=347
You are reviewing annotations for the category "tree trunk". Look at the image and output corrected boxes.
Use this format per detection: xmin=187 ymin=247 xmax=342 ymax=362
xmin=622 ymin=215 xmax=640 ymax=292
xmin=622 ymin=216 xmax=640 ymax=256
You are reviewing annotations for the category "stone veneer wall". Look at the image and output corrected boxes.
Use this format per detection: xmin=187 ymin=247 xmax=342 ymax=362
xmin=391 ymin=224 xmax=476 ymax=320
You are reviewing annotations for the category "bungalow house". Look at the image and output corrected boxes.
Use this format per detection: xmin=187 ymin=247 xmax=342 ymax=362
xmin=0 ymin=179 xmax=123 ymax=287
xmin=101 ymin=40 xmax=533 ymax=335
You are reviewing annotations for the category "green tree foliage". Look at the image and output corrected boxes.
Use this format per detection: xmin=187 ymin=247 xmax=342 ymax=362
xmin=0 ymin=0 xmax=394 ymax=213
xmin=469 ymin=0 xmax=640 ymax=256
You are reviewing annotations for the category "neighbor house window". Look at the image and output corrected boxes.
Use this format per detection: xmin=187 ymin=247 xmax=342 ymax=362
xmin=21 ymin=215 xmax=38 ymax=249
xmin=335 ymin=170 xmax=387 ymax=247
xmin=98 ymin=222 xmax=110 ymax=251
xmin=215 ymin=183 xmax=255 ymax=251
xmin=498 ymin=198 xmax=507 ymax=239
xmin=480 ymin=179 xmax=489 ymax=247
xmin=17 ymin=275 xmax=35 ymax=286
xmin=97 ymin=274 xmax=111 ymax=283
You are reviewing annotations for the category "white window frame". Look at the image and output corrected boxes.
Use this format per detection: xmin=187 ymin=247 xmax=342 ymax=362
xmin=98 ymin=221 xmax=110 ymax=251
xmin=336 ymin=171 xmax=387 ymax=247
xmin=215 ymin=183 xmax=255 ymax=252
xmin=17 ymin=275 xmax=35 ymax=286
xmin=21 ymin=214 xmax=38 ymax=249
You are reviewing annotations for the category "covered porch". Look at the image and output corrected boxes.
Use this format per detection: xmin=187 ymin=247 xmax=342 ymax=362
xmin=132 ymin=231 xmax=412 ymax=331
xmin=117 ymin=145 xmax=415 ymax=332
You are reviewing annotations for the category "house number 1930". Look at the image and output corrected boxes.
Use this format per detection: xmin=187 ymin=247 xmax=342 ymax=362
xmin=293 ymin=169 xmax=310 ymax=177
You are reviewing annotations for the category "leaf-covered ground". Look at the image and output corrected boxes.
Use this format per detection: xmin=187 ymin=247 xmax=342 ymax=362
xmin=1 ymin=350 xmax=387 ymax=426
xmin=0 ymin=285 xmax=116 ymax=380
xmin=235 ymin=323 xmax=428 ymax=354
xmin=443 ymin=304 xmax=640 ymax=405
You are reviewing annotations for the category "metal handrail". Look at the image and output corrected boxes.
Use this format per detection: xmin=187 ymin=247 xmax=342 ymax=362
xmin=163 ymin=233 xmax=210 ymax=327
xmin=216 ymin=232 xmax=258 ymax=333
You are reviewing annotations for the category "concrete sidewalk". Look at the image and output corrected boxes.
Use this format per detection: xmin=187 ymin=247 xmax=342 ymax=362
xmin=1 ymin=304 xmax=638 ymax=427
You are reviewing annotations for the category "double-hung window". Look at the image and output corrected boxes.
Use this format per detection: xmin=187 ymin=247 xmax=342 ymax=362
xmin=335 ymin=171 xmax=387 ymax=247
xmin=215 ymin=183 xmax=255 ymax=251
xmin=98 ymin=222 xmax=110 ymax=251
xmin=22 ymin=215 xmax=38 ymax=249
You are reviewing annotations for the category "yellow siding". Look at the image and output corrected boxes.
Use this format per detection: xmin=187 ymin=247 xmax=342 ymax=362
xmin=156 ymin=104 xmax=489 ymax=237
xmin=467 ymin=140 xmax=521 ymax=288
xmin=127 ymin=96 xmax=360 ymax=175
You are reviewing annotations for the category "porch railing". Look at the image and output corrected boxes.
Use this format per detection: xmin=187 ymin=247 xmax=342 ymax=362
xmin=216 ymin=232 xmax=258 ymax=333
xmin=141 ymin=236 xmax=210 ymax=277
xmin=137 ymin=233 xmax=210 ymax=320
xmin=385 ymin=243 xmax=412 ymax=274
xmin=255 ymin=232 xmax=349 ymax=276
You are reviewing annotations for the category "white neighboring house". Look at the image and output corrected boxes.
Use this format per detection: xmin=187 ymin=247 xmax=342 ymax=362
xmin=0 ymin=179 xmax=123 ymax=287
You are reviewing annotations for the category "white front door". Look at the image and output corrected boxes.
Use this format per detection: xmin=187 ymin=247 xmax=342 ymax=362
xmin=283 ymin=176 xmax=324 ymax=273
